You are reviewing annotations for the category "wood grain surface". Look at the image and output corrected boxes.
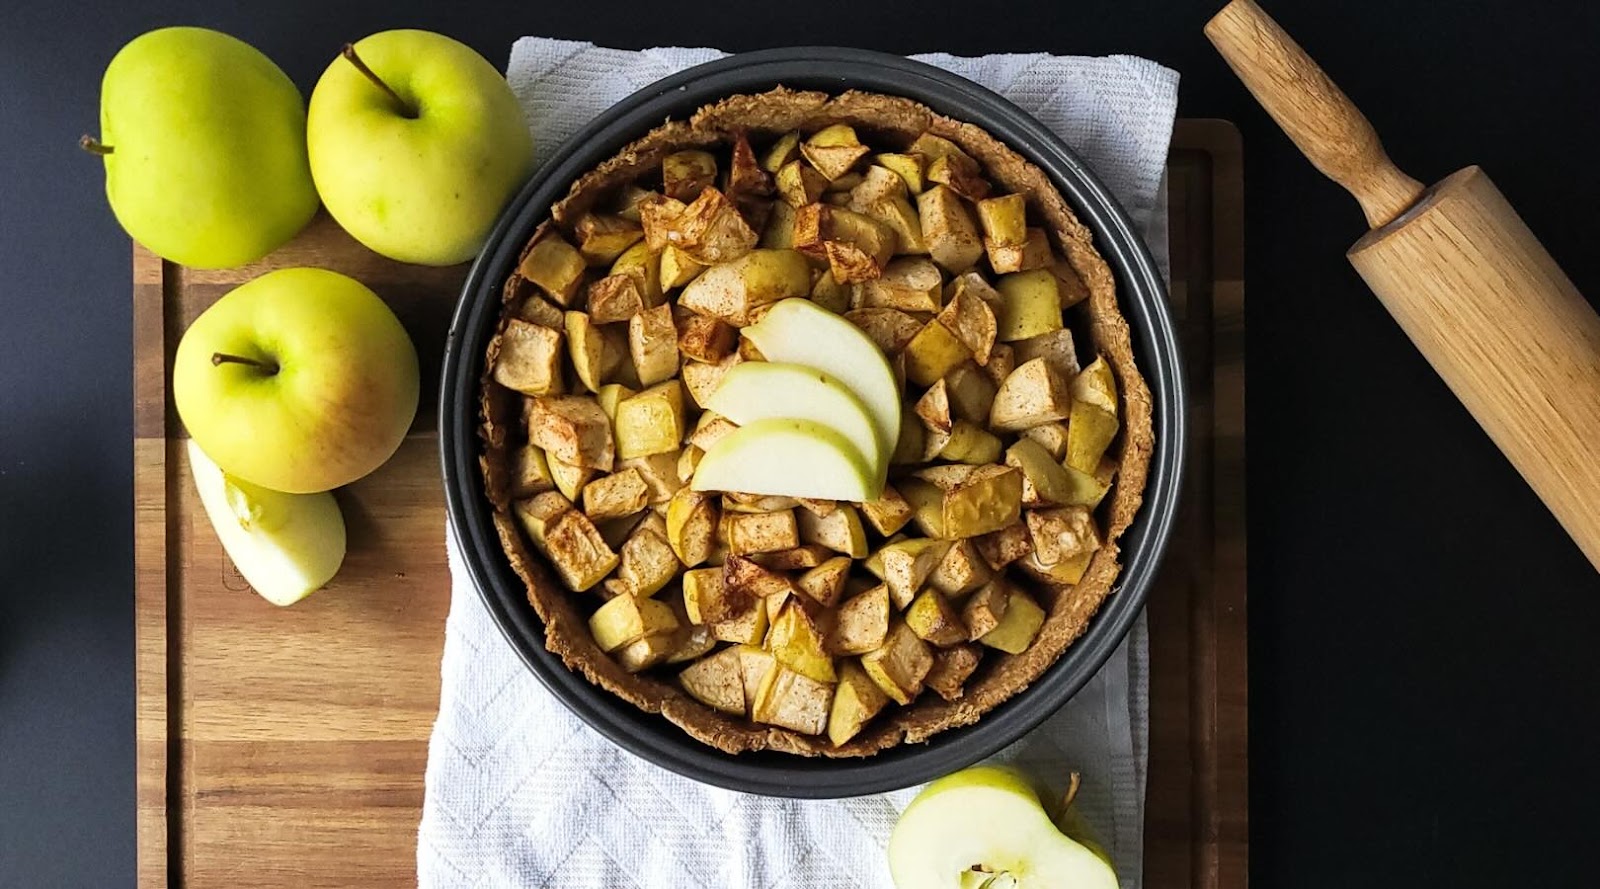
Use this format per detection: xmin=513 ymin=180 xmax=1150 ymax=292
xmin=1205 ymin=0 xmax=1423 ymax=228
xmin=133 ymin=119 xmax=1246 ymax=888
xmin=1209 ymin=0 xmax=1600 ymax=575
xmin=1349 ymin=168 xmax=1600 ymax=574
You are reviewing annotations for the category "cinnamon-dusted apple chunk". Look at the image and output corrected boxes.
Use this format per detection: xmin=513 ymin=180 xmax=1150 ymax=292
xmin=493 ymin=319 xmax=565 ymax=396
xmin=589 ymin=592 xmax=678 ymax=652
xmin=918 ymin=185 xmax=983 ymax=273
xmin=924 ymin=644 xmax=983 ymax=701
xmin=574 ymin=212 xmax=644 ymax=266
xmin=679 ymin=646 xmax=747 ymax=715
xmin=582 ymin=468 xmax=649 ymax=521
xmin=751 ymin=664 xmax=834 ymax=735
xmin=519 ymin=229 xmax=586 ymax=305
xmin=800 ymin=124 xmax=869 ymax=180
xmin=677 ymin=249 xmax=811 ymax=325
xmin=861 ymin=620 xmax=934 ymax=705
xmin=828 ymin=584 xmax=890 ymax=655
xmin=793 ymin=203 xmax=898 ymax=283
xmin=828 ymin=661 xmax=889 ymax=745
xmin=527 ymin=395 xmax=613 ymax=470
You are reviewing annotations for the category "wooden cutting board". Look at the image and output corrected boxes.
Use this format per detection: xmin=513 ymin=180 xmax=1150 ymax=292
xmin=133 ymin=118 xmax=1246 ymax=889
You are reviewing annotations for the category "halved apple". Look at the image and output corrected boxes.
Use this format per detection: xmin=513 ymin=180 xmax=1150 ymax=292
xmin=707 ymin=361 xmax=884 ymax=480
xmin=889 ymin=765 xmax=1118 ymax=889
xmin=691 ymin=418 xmax=877 ymax=502
xmin=187 ymin=439 xmax=345 ymax=606
xmin=740 ymin=298 xmax=901 ymax=458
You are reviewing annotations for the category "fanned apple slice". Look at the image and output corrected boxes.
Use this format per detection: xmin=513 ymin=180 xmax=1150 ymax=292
xmin=707 ymin=360 xmax=885 ymax=480
xmin=187 ymin=439 xmax=345 ymax=606
xmin=691 ymin=418 xmax=877 ymax=502
xmin=889 ymin=765 xmax=1118 ymax=889
xmin=740 ymin=298 xmax=901 ymax=457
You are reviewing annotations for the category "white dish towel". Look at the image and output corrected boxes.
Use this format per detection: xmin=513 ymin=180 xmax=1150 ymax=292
xmin=419 ymin=40 xmax=1178 ymax=889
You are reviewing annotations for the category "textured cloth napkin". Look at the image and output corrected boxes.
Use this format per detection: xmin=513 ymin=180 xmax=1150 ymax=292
xmin=419 ymin=40 xmax=1178 ymax=889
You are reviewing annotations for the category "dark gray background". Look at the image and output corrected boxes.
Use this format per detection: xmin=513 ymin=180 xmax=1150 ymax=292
xmin=4 ymin=1 xmax=1599 ymax=886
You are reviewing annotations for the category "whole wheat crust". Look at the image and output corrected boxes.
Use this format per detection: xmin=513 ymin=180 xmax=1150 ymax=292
xmin=478 ymin=87 xmax=1154 ymax=757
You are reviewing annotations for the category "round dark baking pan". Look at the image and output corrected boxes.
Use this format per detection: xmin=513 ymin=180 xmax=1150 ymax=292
xmin=441 ymin=47 xmax=1185 ymax=798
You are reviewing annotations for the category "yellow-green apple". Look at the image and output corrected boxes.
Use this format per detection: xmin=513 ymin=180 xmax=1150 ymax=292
xmin=889 ymin=765 xmax=1119 ymax=888
xmin=706 ymin=361 xmax=885 ymax=479
xmin=306 ymin=30 xmax=535 ymax=265
xmin=173 ymin=267 xmax=419 ymax=493
xmin=188 ymin=440 xmax=345 ymax=606
xmin=740 ymin=298 xmax=901 ymax=457
xmin=691 ymin=418 xmax=878 ymax=502
xmin=85 ymin=27 xmax=318 ymax=268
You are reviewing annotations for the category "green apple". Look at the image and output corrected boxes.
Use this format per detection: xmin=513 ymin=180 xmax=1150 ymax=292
xmin=86 ymin=27 xmax=318 ymax=268
xmin=307 ymin=30 xmax=536 ymax=265
xmin=173 ymin=267 xmax=419 ymax=493
xmin=889 ymin=765 xmax=1118 ymax=888
xmin=188 ymin=440 xmax=345 ymax=606
xmin=691 ymin=418 xmax=877 ymax=502
xmin=741 ymin=298 xmax=901 ymax=458
xmin=706 ymin=361 xmax=885 ymax=480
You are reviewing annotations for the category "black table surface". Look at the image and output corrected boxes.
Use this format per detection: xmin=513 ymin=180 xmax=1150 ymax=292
xmin=4 ymin=0 xmax=1599 ymax=885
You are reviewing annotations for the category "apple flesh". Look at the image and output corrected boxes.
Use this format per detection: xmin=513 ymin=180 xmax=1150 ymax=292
xmin=889 ymin=765 xmax=1118 ymax=889
xmin=90 ymin=27 xmax=318 ymax=268
xmin=740 ymin=299 xmax=901 ymax=458
xmin=691 ymin=418 xmax=878 ymax=502
xmin=188 ymin=440 xmax=345 ymax=606
xmin=173 ymin=267 xmax=419 ymax=493
xmin=307 ymin=30 xmax=536 ymax=265
xmin=707 ymin=361 xmax=885 ymax=480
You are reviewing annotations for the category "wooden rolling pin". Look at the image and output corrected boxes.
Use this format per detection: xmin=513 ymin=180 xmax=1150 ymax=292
xmin=1206 ymin=0 xmax=1600 ymax=572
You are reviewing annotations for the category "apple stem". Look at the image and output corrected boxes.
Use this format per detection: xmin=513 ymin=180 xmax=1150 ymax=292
xmin=212 ymin=352 xmax=280 ymax=375
xmin=1045 ymin=771 xmax=1082 ymax=824
xmin=1062 ymin=771 xmax=1081 ymax=809
xmin=340 ymin=44 xmax=417 ymax=119
xmin=79 ymin=135 xmax=114 ymax=155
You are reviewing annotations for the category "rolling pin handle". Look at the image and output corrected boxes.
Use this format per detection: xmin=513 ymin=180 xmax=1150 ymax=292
xmin=1205 ymin=0 xmax=1426 ymax=228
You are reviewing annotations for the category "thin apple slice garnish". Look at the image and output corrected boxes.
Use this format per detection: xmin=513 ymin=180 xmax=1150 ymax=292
xmin=740 ymin=298 xmax=902 ymax=458
xmin=690 ymin=418 xmax=878 ymax=502
xmin=188 ymin=439 xmax=346 ymax=606
xmin=707 ymin=360 xmax=886 ymax=481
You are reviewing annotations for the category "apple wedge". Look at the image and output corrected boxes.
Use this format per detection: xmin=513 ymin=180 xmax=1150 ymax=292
xmin=889 ymin=765 xmax=1118 ymax=888
xmin=740 ymin=298 xmax=901 ymax=459
xmin=187 ymin=439 xmax=345 ymax=606
xmin=707 ymin=361 xmax=884 ymax=480
xmin=691 ymin=418 xmax=877 ymax=502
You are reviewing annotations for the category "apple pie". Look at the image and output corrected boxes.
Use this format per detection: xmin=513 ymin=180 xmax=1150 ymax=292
xmin=479 ymin=87 xmax=1152 ymax=756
